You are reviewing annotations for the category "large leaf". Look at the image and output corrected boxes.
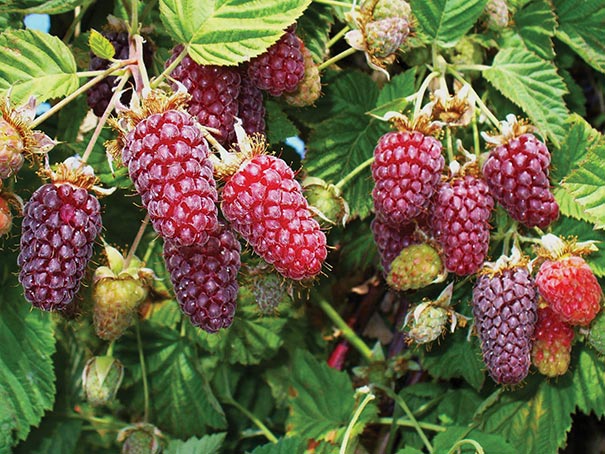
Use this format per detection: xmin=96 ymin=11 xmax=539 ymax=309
xmin=511 ymin=0 xmax=556 ymax=59
xmin=287 ymin=350 xmax=377 ymax=442
xmin=410 ymin=0 xmax=489 ymax=47
xmin=0 ymin=278 xmax=56 ymax=451
xmin=483 ymin=47 xmax=568 ymax=146
xmin=0 ymin=29 xmax=78 ymax=103
xmin=159 ymin=0 xmax=312 ymax=65
xmin=167 ymin=433 xmax=226 ymax=454
xmin=554 ymin=0 xmax=605 ymax=74
xmin=432 ymin=426 xmax=516 ymax=454
xmin=0 ymin=0 xmax=86 ymax=14
xmin=296 ymin=3 xmax=333 ymax=63
xmin=14 ymin=418 xmax=82 ymax=454
xmin=251 ymin=437 xmax=307 ymax=454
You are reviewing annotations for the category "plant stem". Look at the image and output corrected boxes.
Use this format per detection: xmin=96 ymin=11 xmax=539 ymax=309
xmin=312 ymin=291 xmax=374 ymax=362
xmin=135 ymin=321 xmax=150 ymax=422
xmin=81 ymin=73 xmax=131 ymax=163
xmin=448 ymin=439 xmax=485 ymax=454
xmin=452 ymin=64 xmax=491 ymax=72
xmin=62 ymin=1 xmax=92 ymax=43
xmin=334 ymin=156 xmax=374 ymax=190
xmin=376 ymin=417 xmax=446 ymax=432
xmin=445 ymin=126 xmax=454 ymax=162
xmin=151 ymin=45 xmax=188 ymax=89
xmin=77 ymin=70 xmax=117 ymax=78
xmin=340 ymin=390 xmax=376 ymax=454
xmin=375 ymin=384 xmax=434 ymax=453
xmin=140 ymin=0 xmax=159 ymax=23
xmin=142 ymin=236 xmax=158 ymax=264
xmin=225 ymin=399 xmax=279 ymax=444
xmin=327 ymin=25 xmax=351 ymax=49
xmin=472 ymin=110 xmax=480 ymax=155
xmin=124 ymin=214 xmax=150 ymax=269
xmin=106 ymin=340 xmax=115 ymax=357
xmin=31 ymin=59 xmax=134 ymax=129
xmin=314 ymin=0 xmax=355 ymax=8
xmin=130 ymin=0 xmax=139 ymax=32
xmin=318 ymin=47 xmax=357 ymax=72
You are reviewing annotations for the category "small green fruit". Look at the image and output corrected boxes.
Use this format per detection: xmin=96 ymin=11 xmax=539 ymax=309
xmin=118 ymin=423 xmax=163 ymax=454
xmin=82 ymin=356 xmax=124 ymax=406
xmin=387 ymin=243 xmax=443 ymax=291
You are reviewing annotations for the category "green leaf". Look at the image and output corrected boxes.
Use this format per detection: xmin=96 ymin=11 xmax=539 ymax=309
xmin=571 ymin=347 xmax=605 ymax=417
xmin=287 ymin=350 xmax=377 ymax=441
xmin=0 ymin=0 xmax=86 ymax=14
xmin=117 ymin=324 xmax=226 ymax=438
xmin=159 ymin=0 xmax=312 ymax=66
xmin=88 ymin=29 xmax=115 ymax=60
xmin=511 ymin=0 xmax=556 ymax=59
xmin=554 ymin=0 xmax=605 ymax=73
xmin=265 ymin=100 xmax=299 ymax=145
xmin=296 ymin=3 xmax=333 ymax=63
xmin=432 ymin=426 xmax=516 ymax=454
xmin=370 ymin=69 xmax=416 ymax=117
xmin=167 ymin=432 xmax=226 ymax=454
xmin=0 ymin=278 xmax=56 ymax=450
xmin=410 ymin=0 xmax=489 ymax=47
xmin=14 ymin=417 xmax=82 ymax=454
xmin=551 ymin=216 xmax=605 ymax=278
xmin=483 ymin=47 xmax=568 ymax=146
xmin=251 ymin=437 xmax=307 ymax=454
xmin=396 ymin=448 xmax=424 ymax=454
xmin=0 ymin=29 xmax=78 ymax=103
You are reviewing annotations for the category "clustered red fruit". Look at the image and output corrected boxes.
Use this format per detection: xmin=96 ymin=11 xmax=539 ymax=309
xmin=247 ymin=26 xmax=305 ymax=96
xmin=18 ymin=182 xmax=102 ymax=310
xmin=372 ymin=130 xmax=444 ymax=227
xmin=221 ymin=154 xmax=327 ymax=280
xmin=370 ymin=216 xmax=415 ymax=274
xmin=431 ymin=174 xmax=494 ymax=276
xmin=164 ymin=222 xmax=241 ymax=333
xmin=122 ymin=109 xmax=218 ymax=246
xmin=168 ymin=48 xmax=242 ymax=145
xmin=536 ymin=255 xmax=602 ymax=326
xmin=531 ymin=305 xmax=574 ymax=377
xmin=472 ymin=265 xmax=538 ymax=385
xmin=482 ymin=133 xmax=558 ymax=228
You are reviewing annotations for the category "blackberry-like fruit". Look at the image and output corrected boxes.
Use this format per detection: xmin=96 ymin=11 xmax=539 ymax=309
xmin=238 ymin=74 xmax=266 ymax=135
xmin=163 ymin=222 xmax=241 ymax=333
xmin=472 ymin=263 xmax=538 ymax=385
xmin=483 ymin=133 xmax=558 ymax=228
xmin=372 ymin=130 xmax=444 ymax=227
xmin=283 ymin=41 xmax=321 ymax=107
xmin=18 ymin=182 xmax=102 ymax=310
xmin=532 ymin=305 xmax=574 ymax=377
xmin=122 ymin=109 xmax=218 ymax=246
xmin=371 ymin=216 xmax=415 ymax=274
xmin=221 ymin=154 xmax=327 ymax=280
xmin=431 ymin=174 xmax=494 ymax=276
xmin=247 ymin=26 xmax=305 ymax=96
xmin=168 ymin=47 xmax=241 ymax=145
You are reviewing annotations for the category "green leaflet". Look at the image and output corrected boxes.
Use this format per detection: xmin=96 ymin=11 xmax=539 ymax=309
xmin=0 ymin=29 xmax=78 ymax=103
xmin=159 ymin=0 xmax=311 ymax=66
xmin=0 ymin=0 xmax=86 ymax=14
xmin=167 ymin=433 xmax=226 ymax=454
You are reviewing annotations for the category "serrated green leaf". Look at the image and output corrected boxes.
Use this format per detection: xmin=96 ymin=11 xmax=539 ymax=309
xmin=571 ymin=347 xmax=605 ymax=417
xmin=370 ymin=69 xmax=416 ymax=117
xmin=432 ymin=426 xmax=516 ymax=454
xmin=117 ymin=324 xmax=226 ymax=438
xmin=167 ymin=432 xmax=226 ymax=454
xmin=88 ymin=29 xmax=115 ymax=60
xmin=0 ymin=278 xmax=56 ymax=450
xmin=0 ymin=0 xmax=86 ymax=14
xmin=554 ymin=0 xmax=605 ymax=73
xmin=561 ymin=150 xmax=605 ymax=230
xmin=512 ymin=0 xmax=555 ymax=59
xmin=251 ymin=437 xmax=306 ymax=454
xmin=265 ymin=100 xmax=299 ymax=145
xmin=410 ymin=0 xmax=489 ymax=47
xmin=0 ymin=29 xmax=78 ymax=103
xmin=287 ymin=350 xmax=377 ymax=441
xmin=160 ymin=0 xmax=312 ymax=66
xmin=551 ymin=216 xmax=605 ymax=278
xmin=296 ymin=3 xmax=333 ymax=63
xmin=14 ymin=417 xmax=82 ymax=454
xmin=483 ymin=47 xmax=568 ymax=146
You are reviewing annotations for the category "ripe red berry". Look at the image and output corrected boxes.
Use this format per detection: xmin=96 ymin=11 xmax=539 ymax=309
xmin=531 ymin=305 xmax=574 ymax=377
xmin=535 ymin=255 xmax=602 ymax=326
xmin=18 ymin=183 xmax=102 ymax=310
xmin=473 ymin=265 xmax=538 ymax=385
xmin=238 ymin=74 xmax=266 ymax=135
xmin=122 ymin=109 xmax=218 ymax=246
xmin=221 ymin=154 xmax=327 ymax=280
xmin=431 ymin=174 xmax=494 ymax=276
xmin=371 ymin=130 xmax=444 ymax=227
xmin=168 ymin=47 xmax=241 ymax=145
xmin=247 ymin=26 xmax=305 ymax=96
xmin=371 ymin=216 xmax=415 ymax=274
xmin=163 ymin=222 xmax=241 ymax=333
xmin=482 ymin=133 xmax=558 ymax=228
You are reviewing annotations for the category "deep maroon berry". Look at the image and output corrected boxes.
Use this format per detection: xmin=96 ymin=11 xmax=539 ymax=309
xmin=122 ymin=110 xmax=218 ymax=246
xmin=238 ymin=74 xmax=266 ymax=135
xmin=371 ymin=216 xmax=415 ymax=274
xmin=168 ymin=47 xmax=241 ymax=145
xmin=163 ymin=222 xmax=241 ymax=333
xmin=472 ymin=266 xmax=538 ymax=384
xmin=482 ymin=133 xmax=559 ymax=228
xmin=372 ymin=131 xmax=444 ymax=227
xmin=18 ymin=183 xmax=102 ymax=310
xmin=221 ymin=154 xmax=327 ymax=280
xmin=247 ymin=27 xmax=305 ymax=96
xmin=431 ymin=174 xmax=494 ymax=276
